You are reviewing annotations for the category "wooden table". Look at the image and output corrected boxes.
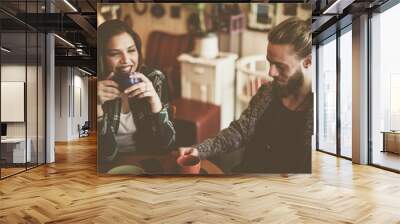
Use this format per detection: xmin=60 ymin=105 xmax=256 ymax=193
xmin=381 ymin=131 xmax=400 ymax=154
xmin=103 ymin=152 xmax=224 ymax=175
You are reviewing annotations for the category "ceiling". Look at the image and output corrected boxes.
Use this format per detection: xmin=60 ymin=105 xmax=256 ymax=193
xmin=311 ymin=0 xmax=390 ymax=43
xmin=0 ymin=0 xmax=394 ymax=75
xmin=0 ymin=0 xmax=97 ymax=73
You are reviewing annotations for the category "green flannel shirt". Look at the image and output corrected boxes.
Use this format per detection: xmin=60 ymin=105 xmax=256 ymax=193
xmin=98 ymin=66 xmax=175 ymax=170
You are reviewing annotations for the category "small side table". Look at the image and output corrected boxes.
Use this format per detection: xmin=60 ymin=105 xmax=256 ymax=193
xmin=178 ymin=52 xmax=238 ymax=129
xmin=381 ymin=131 xmax=400 ymax=154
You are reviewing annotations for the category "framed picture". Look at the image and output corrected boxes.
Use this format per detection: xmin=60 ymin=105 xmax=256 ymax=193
xmin=248 ymin=4 xmax=276 ymax=31
xmin=170 ymin=5 xmax=181 ymax=19
xmin=99 ymin=5 xmax=121 ymax=21
xmin=150 ymin=4 xmax=165 ymax=18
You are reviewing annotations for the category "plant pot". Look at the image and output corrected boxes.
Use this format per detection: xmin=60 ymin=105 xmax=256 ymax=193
xmin=192 ymin=32 xmax=219 ymax=59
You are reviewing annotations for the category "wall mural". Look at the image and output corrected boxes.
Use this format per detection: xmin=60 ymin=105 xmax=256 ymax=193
xmin=97 ymin=3 xmax=312 ymax=175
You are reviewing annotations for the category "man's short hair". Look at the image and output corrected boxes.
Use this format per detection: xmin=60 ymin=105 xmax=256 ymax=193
xmin=268 ymin=17 xmax=311 ymax=59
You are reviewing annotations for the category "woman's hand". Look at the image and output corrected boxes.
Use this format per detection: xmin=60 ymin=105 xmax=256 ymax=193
xmin=123 ymin=72 xmax=162 ymax=113
xmin=97 ymin=72 xmax=121 ymax=105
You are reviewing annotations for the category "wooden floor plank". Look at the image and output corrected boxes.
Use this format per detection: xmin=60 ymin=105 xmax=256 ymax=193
xmin=0 ymin=134 xmax=399 ymax=223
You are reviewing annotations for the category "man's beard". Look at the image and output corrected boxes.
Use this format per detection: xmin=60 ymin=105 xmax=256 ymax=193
xmin=273 ymin=69 xmax=304 ymax=97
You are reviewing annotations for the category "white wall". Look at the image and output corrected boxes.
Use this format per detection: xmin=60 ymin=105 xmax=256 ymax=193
xmin=55 ymin=67 xmax=68 ymax=141
xmin=1 ymin=65 xmax=26 ymax=140
xmin=54 ymin=67 xmax=89 ymax=141
xmin=1 ymin=65 xmax=38 ymax=137
xmin=1 ymin=64 xmax=46 ymax=163
xmin=72 ymin=73 xmax=89 ymax=138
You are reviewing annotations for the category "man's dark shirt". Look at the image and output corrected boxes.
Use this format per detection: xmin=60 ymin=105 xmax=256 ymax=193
xmin=196 ymin=82 xmax=313 ymax=173
xmin=238 ymin=94 xmax=310 ymax=173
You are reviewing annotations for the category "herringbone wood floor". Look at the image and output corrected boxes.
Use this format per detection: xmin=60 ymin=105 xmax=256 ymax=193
xmin=1 ymin=134 xmax=400 ymax=223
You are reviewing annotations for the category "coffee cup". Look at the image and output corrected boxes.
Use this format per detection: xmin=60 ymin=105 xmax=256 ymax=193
xmin=176 ymin=155 xmax=201 ymax=174
xmin=111 ymin=71 xmax=142 ymax=91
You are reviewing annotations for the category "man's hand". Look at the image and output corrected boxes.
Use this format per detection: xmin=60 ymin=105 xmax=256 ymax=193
xmin=178 ymin=147 xmax=199 ymax=157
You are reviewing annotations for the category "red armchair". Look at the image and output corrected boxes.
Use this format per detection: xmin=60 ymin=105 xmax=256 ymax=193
xmin=144 ymin=31 xmax=220 ymax=147
xmin=145 ymin=31 xmax=193 ymax=99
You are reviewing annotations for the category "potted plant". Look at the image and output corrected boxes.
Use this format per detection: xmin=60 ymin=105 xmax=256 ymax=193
xmin=184 ymin=3 xmax=219 ymax=59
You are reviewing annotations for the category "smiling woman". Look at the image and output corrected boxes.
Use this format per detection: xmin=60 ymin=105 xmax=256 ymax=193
xmin=96 ymin=20 xmax=175 ymax=173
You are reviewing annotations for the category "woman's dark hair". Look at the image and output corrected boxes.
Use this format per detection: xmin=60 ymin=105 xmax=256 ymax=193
xmin=97 ymin=19 xmax=143 ymax=80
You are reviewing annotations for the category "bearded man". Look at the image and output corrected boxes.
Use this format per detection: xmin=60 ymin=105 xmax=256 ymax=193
xmin=179 ymin=17 xmax=313 ymax=173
